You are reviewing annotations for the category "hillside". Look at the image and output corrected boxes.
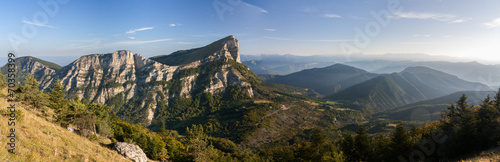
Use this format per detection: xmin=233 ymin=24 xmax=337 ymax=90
xmin=0 ymin=56 xmax=59 ymax=87
xmin=265 ymin=63 xmax=379 ymax=95
xmin=0 ymin=90 xmax=130 ymax=161
xmin=329 ymin=66 xmax=491 ymax=113
xmin=378 ymin=91 xmax=497 ymax=121
xmin=242 ymin=59 xmax=334 ymax=75
xmin=346 ymin=60 xmax=500 ymax=86
xmin=1 ymin=36 xmax=366 ymax=149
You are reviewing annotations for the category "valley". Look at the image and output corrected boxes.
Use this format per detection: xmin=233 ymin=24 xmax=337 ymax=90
xmin=2 ymin=35 xmax=500 ymax=161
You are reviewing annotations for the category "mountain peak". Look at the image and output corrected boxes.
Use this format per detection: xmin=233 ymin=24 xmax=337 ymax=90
xmin=151 ymin=35 xmax=240 ymax=66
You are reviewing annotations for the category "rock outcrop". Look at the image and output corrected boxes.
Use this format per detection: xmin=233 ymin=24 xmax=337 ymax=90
xmin=2 ymin=36 xmax=258 ymax=126
xmin=113 ymin=142 xmax=148 ymax=162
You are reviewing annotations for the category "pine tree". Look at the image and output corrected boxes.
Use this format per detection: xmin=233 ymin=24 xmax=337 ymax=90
xmin=354 ymin=125 xmax=372 ymax=161
xmin=389 ymin=123 xmax=413 ymax=161
xmin=49 ymin=79 xmax=68 ymax=115
xmin=341 ymin=132 xmax=355 ymax=161
xmin=494 ymin=88 xmax=500 ymax=109
xmin=16 ymin=74 xmax=49 ymax=111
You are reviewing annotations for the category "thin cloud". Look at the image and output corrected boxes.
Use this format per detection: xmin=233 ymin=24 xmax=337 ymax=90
xmin=111 ymin=38 xmax=172 ymax=45
xmin=264 ymin=29 xmax=276 ymax=32
xmin=484 ymin=18 xmax=500 ymax=28
xmin=126 ymin=27 xmax=154 ymax=34
xmin=449 ymin=18 xmax=471 ymax=24
xmin=176 ymin=42 xmax=195 ymax=45
xmin=169 ymin=23 xmax=182 ymax=27
xmin=129 ymin=37 xmax=135 ymax=40
xmin=264 ymin=36 xmax=351 ymax=42
xmin=60 ymin=39 xmax=102 ymax=50
xmin=22 ymin=20 xmax=56 ymax=28
xmin=414 ymin=34 xmax=431 ymax=38
xmin=61 ymin=38 xmax=171 ymax=50
xmin=243 ymin=2 xmax=268 ymax=13
xmin=324 ymin=14 xmax=341 ymax=18
xmin=391 ymin=12 xmax=459 ymax=22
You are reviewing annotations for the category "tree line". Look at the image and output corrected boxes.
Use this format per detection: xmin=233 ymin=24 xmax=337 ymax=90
xmin=3 ymin=73 xmax=500 ymax=161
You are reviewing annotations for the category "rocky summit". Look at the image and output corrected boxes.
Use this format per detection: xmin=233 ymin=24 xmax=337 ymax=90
xmin=5 ymin=35 xmax=256 ymax=126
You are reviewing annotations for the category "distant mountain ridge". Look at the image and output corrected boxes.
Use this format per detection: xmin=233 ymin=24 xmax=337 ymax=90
xmin=265 ymin=64 xmax=379 ymax=95
xmin=345 ymin=60 xmax=500 ymax=86
xmin=329 ymin=66 xmax=491 ymax=113
xmin=380 ymin=91 xmax=497 ymax=121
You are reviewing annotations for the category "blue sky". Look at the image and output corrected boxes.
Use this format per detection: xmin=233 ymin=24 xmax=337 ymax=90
xmin=1 ymin=0 xmax=500 ymax=63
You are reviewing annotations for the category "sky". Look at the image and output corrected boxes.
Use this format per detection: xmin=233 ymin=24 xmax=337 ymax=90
xmin=1 ymin=0 xmax=500 ymax=64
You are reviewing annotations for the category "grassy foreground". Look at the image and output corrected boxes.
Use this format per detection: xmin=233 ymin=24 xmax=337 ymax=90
xmin=0 ymin=90 xmax=130 ymax=162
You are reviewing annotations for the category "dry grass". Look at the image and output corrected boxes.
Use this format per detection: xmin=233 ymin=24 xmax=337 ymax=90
xmin=461 ymin=147 xmax=500 ymax=162
xmin=0 ymin=90 xmax=131 ymax=161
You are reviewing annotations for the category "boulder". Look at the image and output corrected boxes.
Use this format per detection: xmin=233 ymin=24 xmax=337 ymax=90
xmin=112 ymin=142 xmax=148 ymax=162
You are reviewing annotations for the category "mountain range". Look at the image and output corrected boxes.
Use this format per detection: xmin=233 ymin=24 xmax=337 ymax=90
xmin=328 ymin=66 xmax=491 ymax=113
xmin=2 ymin=36 xmax=358 ymax=148
xmin=264 ymin=64 xmax=378 ymax=95
xmin=2 ymin=36 xmax=256 ymax=127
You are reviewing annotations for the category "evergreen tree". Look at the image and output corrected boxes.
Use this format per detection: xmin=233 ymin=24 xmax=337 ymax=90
xmin=341 ymin=132 xmax=355 ymax=161
xmin=354 ymin=125 xmax=372 ymax=161
xmin=494 ymin=88 xmax=500 ymax=109
xmin=16 ymin=74 xmax=49 ymax=111
xmin=389 ymin=123 xmax=413 ymax=161
xmin=49 ymin=79 xmax=68 ymax=117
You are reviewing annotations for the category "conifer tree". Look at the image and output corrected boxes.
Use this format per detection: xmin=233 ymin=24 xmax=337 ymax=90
xmin=16 ymin=74 xmax=49 ymax=111
xmin=341 ymin=132 xmax=355 ymax=161
xmin=389 ymin=123 xmax=413 ymax=161
xmin=354 ymin=125 xmax=372 ymax=161
xmin=49 ymin=79 xmax=68 ymax=115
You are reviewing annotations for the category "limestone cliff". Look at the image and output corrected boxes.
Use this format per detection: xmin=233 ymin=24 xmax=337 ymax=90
xmin=4 ymin=36 xmax=257 ymax=126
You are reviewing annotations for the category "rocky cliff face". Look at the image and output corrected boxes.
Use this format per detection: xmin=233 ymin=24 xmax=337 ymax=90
xmin=0 ymin=56 xmax=58 ymax=89
xmin=7 ymin=36 xmax=256 ymax=126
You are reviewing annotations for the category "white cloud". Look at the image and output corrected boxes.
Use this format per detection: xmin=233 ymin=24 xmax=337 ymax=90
xmin=263 ymin=36 xmax=351 ymax=42
xmin=60 ymin=39 xmax=102 ymax=50
xmin=264 ymin=29 xmax=276 ymax=32
xmin=392 ymin=12 xmax=459 ymax=22
xmin=414 ymin=34 xmax=432 ymax=38
xmin=61 ymin=38 xmax=171 ymax=50
xmin=129 ymin=37 xmax=135 ymax=40
xmin=484 ymin=18 xmax=500 ymax=28
xmin=324 ymin=14 xmax=341 ymax=18
xmin=111 ymin=38 xmax=172 ymax=45
xmin=449 ymin=19 xmax=464 ymax=23
xmin=125 ymin=27 xmax=154 ymax=34
xmin=176 ymin=42 xmax=195 ymax=45
xmin=243 ymin=2 xmax=268 ymax=13
xmin=169 ymin=23 xmax=182 ymax=27
xmin=22 ymin=20 xmax=56 ymax=28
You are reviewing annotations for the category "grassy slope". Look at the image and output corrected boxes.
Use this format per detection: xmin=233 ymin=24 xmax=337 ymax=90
xmin=30 ymin=57 xmax=63 ymax=70
xmin=461 ymin=146 xmax=500 ymax=162
xmin=0 ymin=90 xmax=130 ymax=161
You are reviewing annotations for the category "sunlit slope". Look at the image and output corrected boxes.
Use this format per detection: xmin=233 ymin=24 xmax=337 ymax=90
xmin=0 ymin=91 xmax=130 ymax=162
